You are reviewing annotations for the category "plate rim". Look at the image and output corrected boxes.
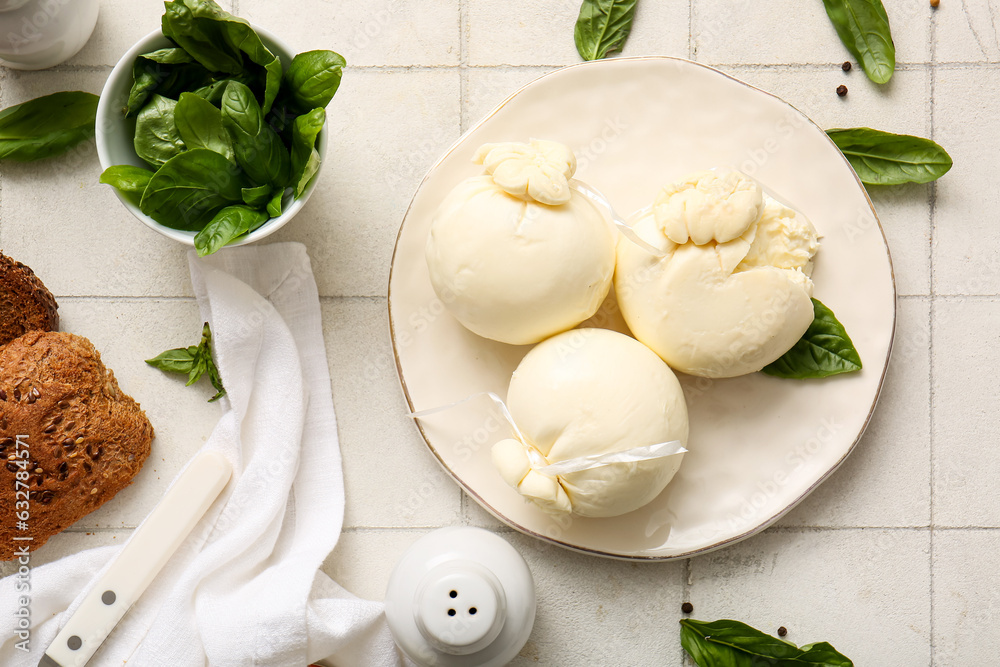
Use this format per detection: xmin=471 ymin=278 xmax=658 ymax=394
xmin=387 ymin=55 xmax=898 ymax=561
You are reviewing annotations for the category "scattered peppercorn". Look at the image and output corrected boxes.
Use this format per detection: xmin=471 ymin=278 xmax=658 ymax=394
xmin=681 ymin=602 xmax=694 ymax=614
xmin=777 ymin=626 xmax=788 ymax=637
xmin=836 ymin=85 xmax=848 ymax=97
xmin=842 ymin=61 xmax=852 ymax=72
xmin=930 ymin=0 xmax=940 ymax=7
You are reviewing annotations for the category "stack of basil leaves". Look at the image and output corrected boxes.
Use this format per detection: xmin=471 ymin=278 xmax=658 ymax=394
xmin=99 ymin=0 xmax=343 ymax=256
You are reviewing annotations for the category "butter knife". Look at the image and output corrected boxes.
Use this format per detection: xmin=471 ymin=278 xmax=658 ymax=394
xmin=38 ymin=450 xmax=232 ymax=667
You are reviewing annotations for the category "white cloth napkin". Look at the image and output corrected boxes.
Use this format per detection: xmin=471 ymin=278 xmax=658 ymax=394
xmin=0 ymin=242 xmax=406 ymax=666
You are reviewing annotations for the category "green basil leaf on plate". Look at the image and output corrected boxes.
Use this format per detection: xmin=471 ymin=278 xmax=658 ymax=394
xmin=175 ymin=92 xmax=233 ymax=160
xmin=762 ymin=298 xmax=863 ymax=379
xmin=241 ymin=183 xmax=272 ymax=207
xmin=126 ymin=47 xmax=194 ymax=116
xmin=194 ymin=204 xmax=269 ymax=257
xmin=284 ymin=50 xmax=345 ymax=112
xmin=134 ymin=94 xmax=186 ymax=167
xmin=221 ymin=81 xmax=290 ymax=188
xmin=574 ymin=0 xmax=638 ymax=61
xmin=680 ymin=619 xmax=854 ymax=667
xmin=139 ymin=148 xmax=247 ymax=230
xmin=289 ymin=107 xmax=325 ymax=198
xmin=99 ymin=164 xmax=155 ymax=207
xmin=162 ymin=0 xmax=282 ymax=113
xmin=821 ymin=0 xmax=895 ymax=84
xmin=0 ymin=91 xmax=98 ymax=162
xmin=827 ymin=127 xmax=952 ymax=185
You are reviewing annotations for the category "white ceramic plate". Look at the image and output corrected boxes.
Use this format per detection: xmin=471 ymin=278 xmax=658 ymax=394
xmin=388 ymin=57 xmax=895 ymax=560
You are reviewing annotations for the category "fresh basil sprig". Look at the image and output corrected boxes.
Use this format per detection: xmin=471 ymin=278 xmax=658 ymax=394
xmin=827 ymin=127 xmax=952 ymax=185
xmin=100 ymin=0 xmax=343 ymax=255
xmin=822 ymin=0 xmax=895 ymax=84
xmin=0 ymin=91 xmax=98 ymax=162
xmin=574 ymin=0 xmax=638 ymax=61
xmin=763 ymin=298 xmax=862 ymax=379
xmin=146 ymin=322 xmax=226 ymax=402
xmin=681 ymin=619 xmax=854 ymax=667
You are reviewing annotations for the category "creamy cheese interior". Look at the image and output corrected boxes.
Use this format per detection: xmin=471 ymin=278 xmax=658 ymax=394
xmin=616 ymin=171 xmax=820 ymax=379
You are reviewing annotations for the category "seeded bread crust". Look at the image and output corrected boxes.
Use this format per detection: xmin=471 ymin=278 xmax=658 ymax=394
xmin=0 ymin=331 xmax=154 ymax=559
xmin=0 ymin=252 xmax=59 ymax=347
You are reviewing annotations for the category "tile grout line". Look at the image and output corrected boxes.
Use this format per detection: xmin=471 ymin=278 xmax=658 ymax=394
xmin=687 ymin=0 xmax=694 ymax=60
xmin=928 ymin=7 xmax=938 ymax=663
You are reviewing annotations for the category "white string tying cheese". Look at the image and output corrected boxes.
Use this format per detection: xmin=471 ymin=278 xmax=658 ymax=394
xmin=409 ymin=392 xmax=686 ymax=477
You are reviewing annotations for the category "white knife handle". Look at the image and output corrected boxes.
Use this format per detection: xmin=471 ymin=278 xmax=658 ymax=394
xmin=43 ymin=450 xmax=232 ymax=667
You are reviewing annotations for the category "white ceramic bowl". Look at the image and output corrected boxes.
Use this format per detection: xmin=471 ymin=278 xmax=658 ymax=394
xmin=96 ymin=26 xmax=326 ymax=247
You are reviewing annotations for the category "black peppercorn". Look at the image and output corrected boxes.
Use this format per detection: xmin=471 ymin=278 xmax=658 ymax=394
xmin=842 ymin=61 xmax=852 ymax=72
xmin=778 ymin=626 xmax=788 ymax=637
xmin=681 ymin=602 xmax=694 ymax=614
xmin=837 ymin=85 xmax=848 ymax=97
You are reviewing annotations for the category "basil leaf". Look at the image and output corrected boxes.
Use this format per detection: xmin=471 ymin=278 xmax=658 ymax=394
xmin=821 ymin=0 xmax=895 ymax=84
xmin=162 ymin=0 xmax=282 ymax=113
xmin=145 ymin=347 xmax=196 ymax=374
xmin=221 ymin=81 xmax=290 ymax=188
xmin=762 ymin=298 xmax=862 ymax=379
xmin=680 ymin=619 xmax=854 ymax=667
xmin=241 ymin=184 xmax=272 ymax=207
xmin=827 ymin=127 xmax=952 ymax=185
xmin=126 ymin=47 xmax=194 ymax=116
xmin=99 ymin=165 xmax=155 ymax=207
xmin=175 ymin=92 xmax=233 ymax=160
xmin=266 ymin=189 xmax=284 ymax=218
xmin=0 ymin=91 xmax=98 ymax=162
xmin=206 ymin=357 xmax=226 ymax=401
xmin=283 ymin=50 xmax=345 ymax=112
xmin=289 ymin=107 xmax=325 ymax=198
xmin=193 ymin=204 xmax=268 ymax=256
xmin=134 ymin=95 xmax=186 ymax=167
xmin=574 ymin=0 xmax=638 ymax=61
xmin=139 ymin=148 xmax=248 ymax=231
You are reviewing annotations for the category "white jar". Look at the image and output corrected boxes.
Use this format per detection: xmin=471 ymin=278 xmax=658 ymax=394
xmin=0 ymin=0 xmax=99 ymax=70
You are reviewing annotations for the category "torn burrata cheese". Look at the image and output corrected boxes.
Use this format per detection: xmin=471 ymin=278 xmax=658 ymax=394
xmin=615 ymin=170 xmax=820 ymax=378
xmin=491 ymin=328 xmax=689 ymax=518
xmin=425 ymin=139 xmax=616 ymax=346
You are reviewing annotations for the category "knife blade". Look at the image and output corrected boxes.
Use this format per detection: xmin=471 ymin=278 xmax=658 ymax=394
xmin=37 ymin=450 xmax=232 ymax=667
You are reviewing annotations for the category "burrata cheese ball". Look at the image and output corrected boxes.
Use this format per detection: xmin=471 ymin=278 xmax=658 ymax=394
xmin=491 ymin=328 xmax=689 ymax=518
xmin=425 ymin=139 xmax=616 ymax=345
xmin=615 ymin=169 xmax=820 ymax=378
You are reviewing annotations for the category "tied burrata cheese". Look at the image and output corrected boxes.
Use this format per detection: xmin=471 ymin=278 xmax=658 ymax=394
xmin=425 ymin=139 xmax=616 ymax=345
xmin=491 ymin=328 xmax=689 ymax=518
xmin=615 ymin=170 xmax=820 ymax=378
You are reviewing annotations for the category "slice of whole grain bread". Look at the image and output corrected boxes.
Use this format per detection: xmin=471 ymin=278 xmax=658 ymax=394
xmin=0 ymin=331 xmax=153 ymax=559
xmin=0 ymin=252 xmax=59 ymax=347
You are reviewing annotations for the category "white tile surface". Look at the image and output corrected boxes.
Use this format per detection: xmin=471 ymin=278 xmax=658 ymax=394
xmin=934 ymin=0 xmax=1000 ymax=63
xmin=693 ymin=0 xmax=931 ymax=65
xmin=690 ymin=528 xmax=931 ymax=666
xmin=932 ymin=529 xmax=1000 ymax=665
xmin=933 ymin=68 xmax=1000 ymax=295
xmin=0 ymin=0 xmax=992 ymax=664
xmin=467 ymin=0 xmax=688 ymax=66
xmin=239 ymin=0 xmax=461 ymax=67
xmin=323 ymin=298 xmax=461 ymax=528
xmin=932 ymin=298 xmax=1000 ymax=527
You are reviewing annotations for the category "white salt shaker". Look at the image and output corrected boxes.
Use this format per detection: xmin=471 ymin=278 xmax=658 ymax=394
xmin=385 ymin=527 xmax=536 ymax=667
xmin=0 ymin=0 xmax=99 ymax=70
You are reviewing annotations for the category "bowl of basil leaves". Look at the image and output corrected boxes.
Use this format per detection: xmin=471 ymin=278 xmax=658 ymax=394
xmin=95 ymin=0 xmax=343 ymax=256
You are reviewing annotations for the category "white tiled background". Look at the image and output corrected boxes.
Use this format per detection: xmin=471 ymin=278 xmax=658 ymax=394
xmin=0 ymin=1 xmax=994 ymax=665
